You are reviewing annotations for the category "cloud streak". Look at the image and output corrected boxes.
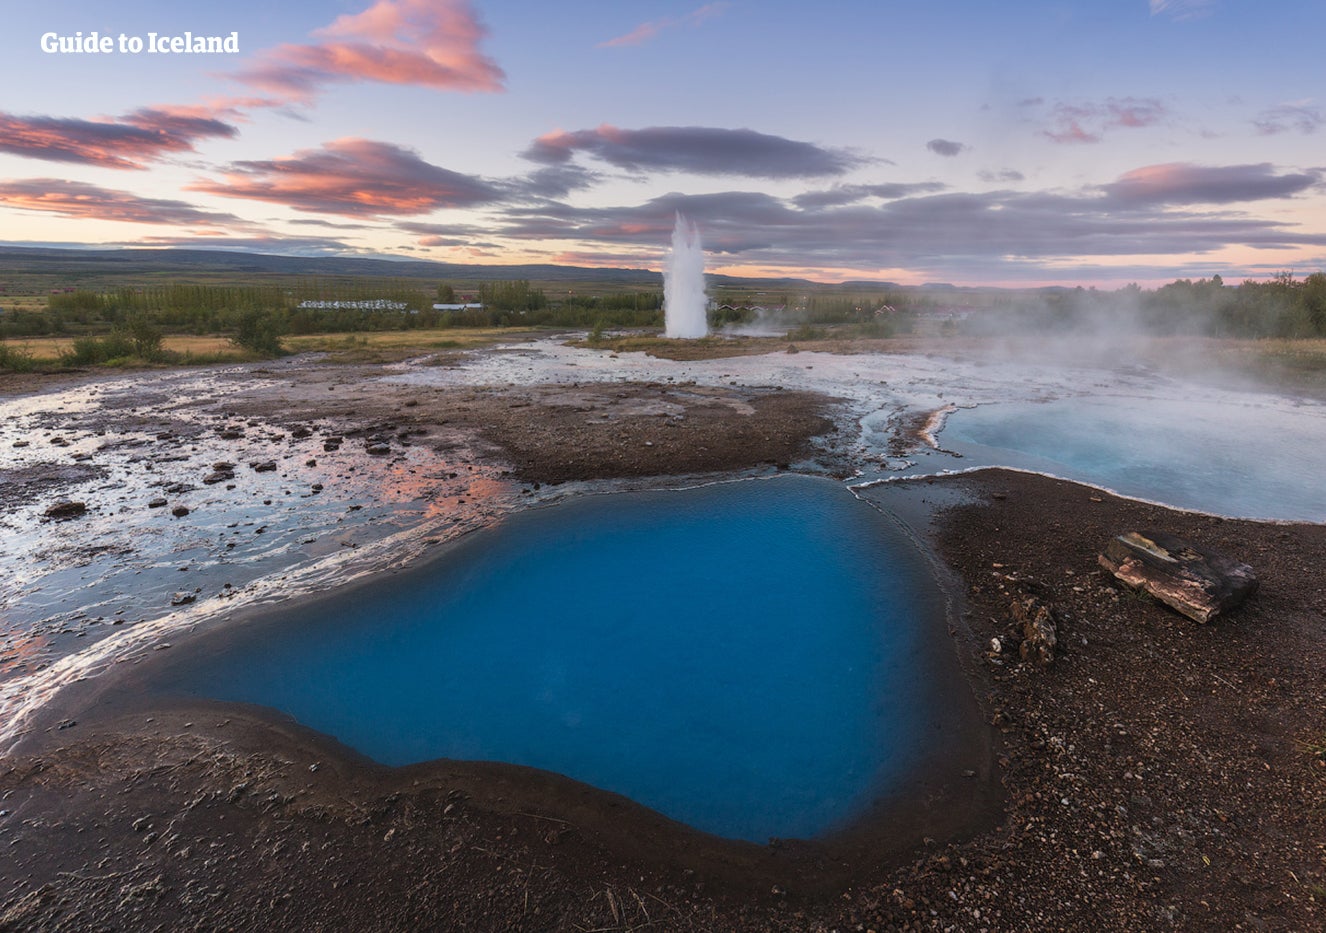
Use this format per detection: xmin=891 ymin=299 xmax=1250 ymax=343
xmin=233 ymin=0 xmax=504 ymax=102
xmin=0 ymin=108 xmax=238 ymax=170
xmin=188 ymin=139 xmax=501 ymax=217
xmin=0 ymin=179 xmax=242 ymax=226
xmin=523 ymin=125 xmax=865 ymax=178
xmin=598 ymin=3 xmax=729 ymax=48
xmin=1253 ymin=102 xmax=1323 ymax=136
xmin=1150 ymin=0 xmax=1217 ymax=21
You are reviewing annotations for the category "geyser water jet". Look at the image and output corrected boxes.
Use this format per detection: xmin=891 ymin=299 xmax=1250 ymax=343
xmin=664 ymin=213 xmax=708 ymax=338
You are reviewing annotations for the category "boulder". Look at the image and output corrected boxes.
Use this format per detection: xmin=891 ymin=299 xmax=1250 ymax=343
xmin=1098 ymin=530 xmax=1258 ymax=623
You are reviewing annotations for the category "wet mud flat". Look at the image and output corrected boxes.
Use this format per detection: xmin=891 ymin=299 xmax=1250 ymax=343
xmin=3 ymin=467 xmax=1324 ymax=931
xmin=0 ymin=355 xmax=842 ymax=695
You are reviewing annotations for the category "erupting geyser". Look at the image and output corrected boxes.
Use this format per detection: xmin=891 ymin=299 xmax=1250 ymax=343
xmin=663 ymin=213 xmax=708 ymax=338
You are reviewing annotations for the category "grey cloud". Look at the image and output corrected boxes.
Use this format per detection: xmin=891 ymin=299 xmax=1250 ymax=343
xmin=492 ymin=181 xmax=1326 ymax=276
xmin=926 ymin=139 xmax=968 ymax=157
xmin=979 ymin=169 xmax=1025 ymax=183
xmin=522 ymin=125 xmax=865 ymax=178
xmin=1103 ymin=163 xmax=1320 ymax=206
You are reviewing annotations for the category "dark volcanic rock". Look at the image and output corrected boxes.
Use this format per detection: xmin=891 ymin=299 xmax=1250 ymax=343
xmin=1099 ymin=530 xmax=1258 ymax=623
xmin=44 ymin=499 xmax=88 ymax=520
xmin=171 ymin=505 xmax=190 ymax=517
xmin=148 ymin=498 xmax=168 ymax=509
xmin=250 ymin=460 xmax=278 ymax=473
xmin=202 ymin=471 xmax=234 ymax=485
xmin=1011 ymin=594 xmax=1058 ymax=667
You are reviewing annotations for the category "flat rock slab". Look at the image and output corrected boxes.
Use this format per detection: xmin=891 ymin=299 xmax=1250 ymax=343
xmin=1099 ymin=530 xmax=1258 ymax=623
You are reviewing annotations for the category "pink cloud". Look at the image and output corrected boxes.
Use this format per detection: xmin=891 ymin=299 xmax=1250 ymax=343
xmin=187 ymin=138 xmax=501 ymax=217
xmin=0 ymin=178 xmax=242 ymax=225
xmin=234 ymin=0 xmax=504 ymax=102
xmin=0 ymin=108 xmax=237 ymax=170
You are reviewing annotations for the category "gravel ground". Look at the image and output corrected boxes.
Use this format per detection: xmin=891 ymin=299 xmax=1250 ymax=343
xmin=1 ymin=354 xmax=1323 ymax=932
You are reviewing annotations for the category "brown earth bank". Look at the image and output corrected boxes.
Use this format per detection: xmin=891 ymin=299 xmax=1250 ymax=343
xmin=210 ymin=364 xmax=845 ymax=485
xmin=3 ymin=469 xmax=1324 ymax=931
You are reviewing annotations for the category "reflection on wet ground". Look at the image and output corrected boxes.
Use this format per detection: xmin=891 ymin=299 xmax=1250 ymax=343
xmin=1 ymin=360 xmax=515 ymax=733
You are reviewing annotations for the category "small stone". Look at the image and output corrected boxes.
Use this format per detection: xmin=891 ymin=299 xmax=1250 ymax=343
xmin=148 ymin=498 xmax=168 ymax=509
xmin=171 ymin=505 xmax=190 ymax=517
xmin=250 ymin=460 xmax=278 ymax=472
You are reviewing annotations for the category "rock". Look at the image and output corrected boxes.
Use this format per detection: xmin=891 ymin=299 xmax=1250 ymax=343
xmin=366 ymin=442 xmax=391 ymax=455
xmin=170 ymin=592 xmax=196 ymax=606
xmin=1098 ymin=530 xmax=1258 ymax=623
xmin=202 ymin=471 xmax=233 ymax=485
xmin=171 ymin=505 xmax=190 ymax=517
xmin=1011 ymin=594 xmax=1057 ymax=667
xmin=250 ymin=460 xmax=278 ymax=472
xmin=148 ymin=498 xmax=168 ymax=509
xmin=44 ymin=499 xmax=88 ymax=520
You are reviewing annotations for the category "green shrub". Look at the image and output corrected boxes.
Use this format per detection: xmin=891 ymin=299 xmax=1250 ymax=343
xmin=122 ymin=314 xmax=164 ymax=360
xmin=230 ymin=310 xmax=287 ymax=356
xmin=61 ymin=331 xmax=135 ymax=366
xmin=0 ymin=343 xmax=37 ymax=372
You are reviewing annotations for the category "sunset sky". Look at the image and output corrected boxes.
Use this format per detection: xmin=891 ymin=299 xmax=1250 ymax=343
xmin=2 ymin=0 xmax=1324 ymax=286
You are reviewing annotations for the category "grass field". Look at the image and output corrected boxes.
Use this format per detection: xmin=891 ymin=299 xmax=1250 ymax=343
xmin=0 ymin=326 xmax=537 ymax=366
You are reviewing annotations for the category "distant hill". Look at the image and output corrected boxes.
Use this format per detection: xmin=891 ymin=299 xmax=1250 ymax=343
xmin=0 ymin=246 xmax=825 ymax=289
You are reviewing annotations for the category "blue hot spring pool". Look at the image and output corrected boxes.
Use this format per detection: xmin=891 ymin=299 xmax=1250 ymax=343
xmin=941 ymin=396 xmax=1326 ymax=522
xmin=151 ymin=476 xmax=960 ymax=843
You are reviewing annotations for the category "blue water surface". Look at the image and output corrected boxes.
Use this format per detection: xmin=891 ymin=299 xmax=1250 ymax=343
xmin=171 ymin=476 xmax=949 ymax=843
xmin=942 ymin=396 xmax=1326 ymax=522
